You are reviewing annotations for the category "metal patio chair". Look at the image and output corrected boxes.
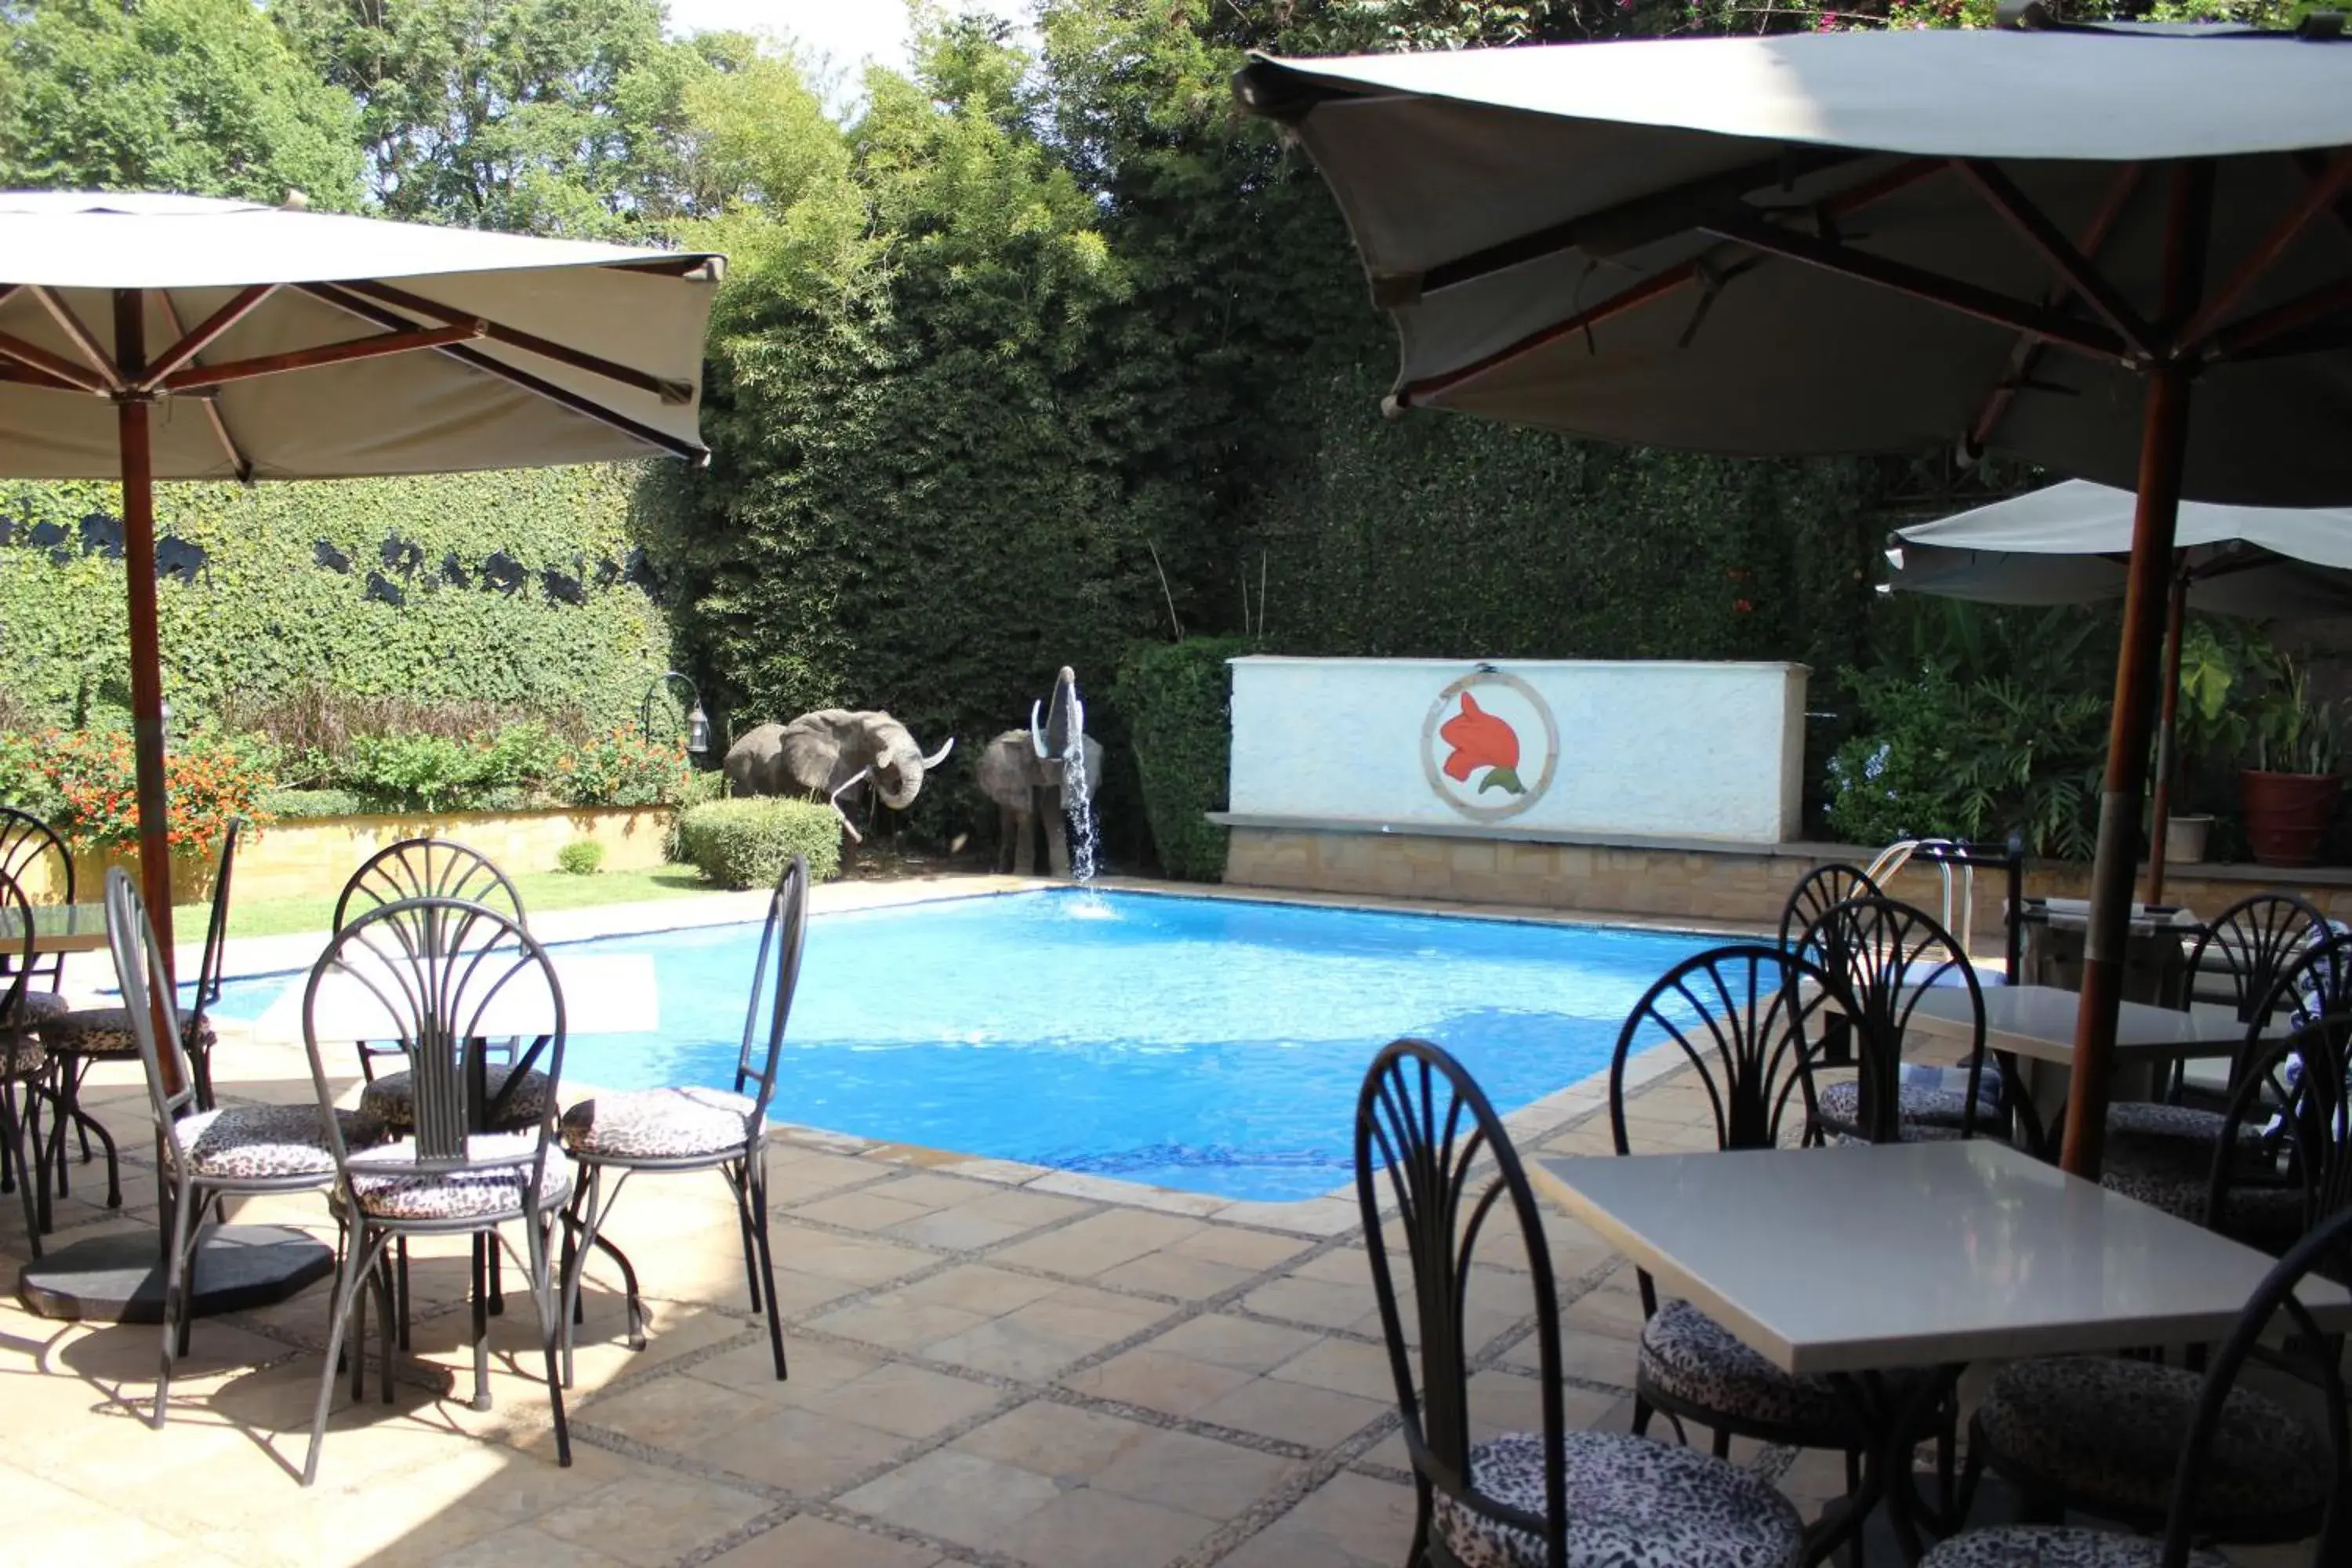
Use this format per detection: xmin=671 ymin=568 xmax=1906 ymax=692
xmin=0 ymin=805 xmax=74 ymax=997
xmin=1930 ymin=1198 xmax=2352 ymax=1568
xmin=1793 ymin=895 xmax=2006 ymax=1147
xmin=100 ymin=867 xmax=379 ymax=1428
xmin=1962 ymin=1011 xmax=2351 ymax=1546
xmin=38 ymin=819 xmax=244 ymax=1217
xmin=298 ymin=895 xmax=573 ymax=1484
xmin=1779 ymin=862 xmax=1880 ymax=1068
xmin=0 ymin=873 xmax=50 ymax=1253
xmin=1358 ymin=1036 xmax=1806 ymax=1568
xmin=558 ymin=854 xmax=806 ymax=1385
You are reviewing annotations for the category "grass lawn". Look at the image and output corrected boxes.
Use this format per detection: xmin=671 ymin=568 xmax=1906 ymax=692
xmin=171 ymin=863 xmax=729 ymax=945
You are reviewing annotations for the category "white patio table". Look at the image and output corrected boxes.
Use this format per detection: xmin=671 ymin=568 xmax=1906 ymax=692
xmin=1900 ymin=983 xmax=2246 ymax=1148
xmin=1530 ymin=1139 xmax=2352 ymax=1565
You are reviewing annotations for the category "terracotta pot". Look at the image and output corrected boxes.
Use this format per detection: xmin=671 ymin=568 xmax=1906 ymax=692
xmin=2239 ymin=770 xmax=2343 ymax=867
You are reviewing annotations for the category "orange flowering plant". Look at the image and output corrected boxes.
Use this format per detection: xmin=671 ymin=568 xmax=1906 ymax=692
xmin=554 ymin=727 xmax=693 ymax=809
xmin=28 ymin=728 xmax=277 ymax=854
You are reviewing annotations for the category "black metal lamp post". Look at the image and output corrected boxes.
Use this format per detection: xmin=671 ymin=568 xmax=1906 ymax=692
xmin=642 ymin=671 xmax=709 ymax=756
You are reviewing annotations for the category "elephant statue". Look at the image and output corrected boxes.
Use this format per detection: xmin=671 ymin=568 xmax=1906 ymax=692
xmin=722 ymin=709 xmax=954 ymax=843
xmin=975 ymin=667 xmax=1102 ymax=878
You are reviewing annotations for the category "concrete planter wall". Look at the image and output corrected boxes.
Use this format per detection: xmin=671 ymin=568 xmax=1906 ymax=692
xmin=22 ymin=806 xmax=675 ymax=905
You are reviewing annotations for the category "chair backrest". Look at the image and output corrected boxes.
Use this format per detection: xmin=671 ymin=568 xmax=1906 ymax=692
xmin=100 ymin=867 xmax=198 ymax=1133
xmin=2211 ymin=1012 xmax=2352 ymax=1250
xmin=303 ymin=897 xmax=564 ymax=1170
xmin=1777 ymin=862 xmax=1880 ymax=952
xmin=2230 ymin=930 xmax=2352 ymax=1094
xmin=0 ymin=807 xmax=71 ymax=906
xmin=1793 ymin=894 xmax=1989 ymax=1142
xmin=0 ymin=871 xmax=36 ymax=1037
xmin=187 ymin=817 xmax=244 ymax=1029
xmin=2183 ymin=891 xmax=2328 ymax=1026
xmin=2158 ymin=1203 xmax=2352 ymax=1566
xmin=1613 ymin=944 xmax=1842 ymax=1156
xmin=332 ymin=837 xmax=526 ymax=933
xmin=1357 ymin=1040 xmax=1566 ymax=1568
xmin=732 ymin=855 xmax=809 ymax=1126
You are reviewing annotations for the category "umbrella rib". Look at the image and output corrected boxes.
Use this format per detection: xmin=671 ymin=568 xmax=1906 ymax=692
xmin=162 ymin=321 xmax=486 ymax=390
xmin=151 ymin=290 xmax=255 ymax=483
xmin=29 ymin=287 xmax=125 ymax=393
xmin=1968 ymin=162 xmax=2143 ymax=454
xmin=336 ymin=279 xmax=694 ymax=404
xmin=2180 ymin=148 xmax=2352 ymax=353
xmin=2203 ymin=272 xmax=2352 ymax=360
xmin=296 ymin=281 xmax=703 ymax=462
xmin=139 ymin=285 xmax=276 ymax=390
xmin=1955 ymin=161 xmax=2154 ymax=359
xmin=1702 ymin=212 xmax=2129 ymax=361
xmin=0 ymin=326 xmax=109 ymax=394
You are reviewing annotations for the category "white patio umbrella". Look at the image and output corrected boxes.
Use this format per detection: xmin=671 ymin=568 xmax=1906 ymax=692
xmin=1886 ymin=481 xmax=2352 ymax=901
xmin=0 ymin=191 xmax=719 ymax=1324
xmin=1235 ymin=14 xmax=2352 ymax=1177
xmin=0 ymin=191 xmax=720 ymax=991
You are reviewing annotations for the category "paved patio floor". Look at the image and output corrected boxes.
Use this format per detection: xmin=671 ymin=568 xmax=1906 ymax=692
xmin=0 ymin=880 xmax=2316 ymax=1566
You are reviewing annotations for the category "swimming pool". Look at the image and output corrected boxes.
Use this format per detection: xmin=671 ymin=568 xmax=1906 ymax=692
xmin=209 ymin=891 xmax=1715 ymax=1203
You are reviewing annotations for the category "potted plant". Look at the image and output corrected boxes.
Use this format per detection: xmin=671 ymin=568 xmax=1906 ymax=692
xmin=2163 ymin=622 xmax=2244 ymax=866
xmin=2240 ymin=658 xmax=2343 ymax=867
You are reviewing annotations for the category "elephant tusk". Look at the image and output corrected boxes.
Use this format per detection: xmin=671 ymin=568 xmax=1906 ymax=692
xmin=921 ymin=735 xmax=956 ymax=770
xmin=1030 ymin=700 xmax=1049 ymax=758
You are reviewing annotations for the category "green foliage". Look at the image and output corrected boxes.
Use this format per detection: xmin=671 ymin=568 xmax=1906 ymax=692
xmin=0 ymin=466 xmax=673 ymax=738
xmin=2253 ymin=657 xmax=2343 ymax=775
xmin=1824 ymin=606 xmax=2117 ymax=858
xmin=557 ymin=837 xmax=607 ymax=876
xmin=21 ymin=724 xmax=274 ymax=852
xmin=675 ymin=797 xmax=841 ymax=888
xmin=1116 ymin=637 xmax=1250 ymax=880
xmin=0 ymin=0 xmax=364 ymax=205
xmin=260 ymin=786 xmax=364 ymax=819
xmin=553 ymin=728 xmax=692 ymax=808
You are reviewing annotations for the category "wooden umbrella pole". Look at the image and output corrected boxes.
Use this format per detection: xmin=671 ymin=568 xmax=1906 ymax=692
xmin=113 ymin=290 xmax=180 ymax=1037
xmin=2145 ymin=561 xmax=2190 ymax=906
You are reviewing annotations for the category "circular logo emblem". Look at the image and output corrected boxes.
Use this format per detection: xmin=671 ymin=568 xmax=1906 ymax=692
xmin=1421 ymin=670 xmax=1559 ymax=822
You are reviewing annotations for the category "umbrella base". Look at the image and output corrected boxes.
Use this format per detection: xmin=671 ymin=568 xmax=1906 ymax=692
xmin=15 ymin=1225 xmax=333 ymax=1323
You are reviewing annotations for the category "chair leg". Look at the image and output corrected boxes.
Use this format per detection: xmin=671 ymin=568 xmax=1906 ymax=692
xmin=1630 ymin=1393 xmax=1654 ymax=1439
xmin=728 ymin=1160 xmax=762 ymax=1316
xmin=154 ymin=1176 xmax=200 ymax=1429
xmin=520 ymin=1212 xmax=572 ymax=1468
xmin=1710 ymin=1424 xmax=1732 ymax=1461
xmin=488 ymin=1236 xmax=505 ymax=1317
xmin=303 ymin=1226 xmax=389 ymax=1487
xmin=395 ymin=1238 xmax=411 ymax=1350
xmin=0 ymin=1082 xmax=38 ymax=1259
xmin=745 ymin=1156 xmax=787 ymax=1381
xmin=468 ymin=1233 xmax=492 ymax=1413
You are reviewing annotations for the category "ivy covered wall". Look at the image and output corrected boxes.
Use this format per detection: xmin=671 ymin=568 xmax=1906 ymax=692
xmin=0 ymin=465 xmax=674 ymax=731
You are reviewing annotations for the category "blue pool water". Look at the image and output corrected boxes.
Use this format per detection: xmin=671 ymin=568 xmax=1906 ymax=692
xmin=206 ymin=891 xmax=1715 ymax=1202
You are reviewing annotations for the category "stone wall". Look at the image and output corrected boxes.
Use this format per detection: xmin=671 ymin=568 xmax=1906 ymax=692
xmin=23 ymin=806 xmax=674 ymax=906
xmin=1220 ymin=818 xmax=2352 ymax=944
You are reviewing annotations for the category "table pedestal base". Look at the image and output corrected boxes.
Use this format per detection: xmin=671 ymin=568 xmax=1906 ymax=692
xmin=15 ymin=1225 xmax=334 ymax=1323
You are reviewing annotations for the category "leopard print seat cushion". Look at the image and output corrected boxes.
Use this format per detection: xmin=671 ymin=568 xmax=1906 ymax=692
xmin=344 ymin=1134 xmax=573 ymax=1223
xmin=7 ymin=991 xmax=71 ymax=1025
xmin=172 ymin=1105 xmax=383 ymax=1182
xmin=1430 ymin=1430 xmax=1805 ymax=1568
xmin=1817 ymin=1076 xmax=1998 ymax=1131
xmin=359 ymin=1065 xmax=552 ymax=1133
xmin=2104 ymin=1101 xmax=2262 ymax=1157
xmin=1973 ymin=1356 xmax=2328 ymax=1526
xmin=1920 ymin=1526 xmax=2225 ymax=1568
xmin=561 ymin=1087 xmax=760 ymax=1162
xmin=2098 ymin=1163 xmax=2308 ymax=1250
xmin=0 ymin=1033 xmax=45 ymax=1080
xmin=38 ymin=1007 xmax=218 ymax=1060
xmin=1638 ymin=1300 xmax=1853 ymax=1444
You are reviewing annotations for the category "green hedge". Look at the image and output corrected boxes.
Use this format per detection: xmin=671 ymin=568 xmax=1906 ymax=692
xmin=258 ymin=787 xmax=365 ymax=820
xmin=1116 ymin=637 xmax=1251 ymax=881
xmin=0 ymin=466 xmax=673 ymax=734
xmin=674 ymin=799 xmax=843 ymax=889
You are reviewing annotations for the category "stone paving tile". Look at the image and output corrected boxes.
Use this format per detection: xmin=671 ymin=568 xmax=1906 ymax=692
xmin=0 ymin=945 xmax=2318 ymax=1568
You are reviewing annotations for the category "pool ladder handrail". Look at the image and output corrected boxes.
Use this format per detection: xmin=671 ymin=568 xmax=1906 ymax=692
xmin=1863 ymin=832 xmax=2027 ymax=978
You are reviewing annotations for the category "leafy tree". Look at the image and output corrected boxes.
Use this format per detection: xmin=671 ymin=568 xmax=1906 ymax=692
xmin=0 ymin=0 xmax=363 ymax=206
xmin=271 ymin=0 xmax=709 ymax=236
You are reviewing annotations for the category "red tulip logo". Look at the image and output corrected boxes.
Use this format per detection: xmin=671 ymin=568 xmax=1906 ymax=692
xmin=1439 ymin=692 xmax=1525 ymax=795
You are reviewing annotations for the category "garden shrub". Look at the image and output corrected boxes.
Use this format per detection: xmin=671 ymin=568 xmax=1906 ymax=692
xmin=1115 ymin=637 xmax=1252 ymax=881
xmin=554 ymin=728 xmax=692 ymax=808
xmin=259 ymin=787 xmax=365 ymax=820
xmin=21 ymin=727 xmax=271 ymax=853
xmin=556 ymin=839 xmax=606 ymax=876
xmin=675 ymin=799 xmax=841 ymax=889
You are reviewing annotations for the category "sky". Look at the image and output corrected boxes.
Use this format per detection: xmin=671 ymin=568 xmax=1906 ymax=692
xmin=663 ymin=1 xmax=1034 ymax=76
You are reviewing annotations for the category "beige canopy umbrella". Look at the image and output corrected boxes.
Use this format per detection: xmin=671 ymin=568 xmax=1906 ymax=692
xmin=1236 ymin=13 xmax=2352 ymax=1178
xmin=0 ymin=191 xmax=720 ymax=987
